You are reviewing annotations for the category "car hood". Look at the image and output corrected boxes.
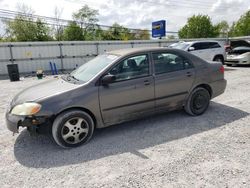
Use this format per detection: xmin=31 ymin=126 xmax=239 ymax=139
xmin=11 ymin=77 xmax=81 ymax=106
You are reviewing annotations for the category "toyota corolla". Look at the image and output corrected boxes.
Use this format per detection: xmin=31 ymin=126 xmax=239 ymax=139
xmin=6 ymin=47 xmax=227 ymax=148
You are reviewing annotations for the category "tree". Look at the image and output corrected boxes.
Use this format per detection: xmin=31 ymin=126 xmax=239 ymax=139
xmin=72 ymin=5 xmax=99 ymax=40
xmin=214 ymin=20 xmax=229 ymax=37
xmin=167 ymin=35 xmax=176 ymax=40
xmin=230 ymin=10 xmax=250 ymax=36
xmin=63 ymin=21 xmax=83 ymax=41
xmin=102 ymin=23 xmax=132 ymax=40
xmin=178 ymin=15 xmax=218 ymax=38
xmin=53 ymin=6 xmax=64 ymax=41
xmin=6 ymin=16 xmax=51 ymax=41
xmin=133 ymin=29 xmax=150 ymax=40
xmin=5 ymin=5 xmax=51 ymax=41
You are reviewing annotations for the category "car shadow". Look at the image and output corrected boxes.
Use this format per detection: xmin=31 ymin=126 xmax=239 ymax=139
xmin=14 ymin=102 xmax=249 ymax=168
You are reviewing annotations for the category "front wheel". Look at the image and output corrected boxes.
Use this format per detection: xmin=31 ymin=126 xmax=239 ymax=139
xmin=184 ymin=87 xmax=210 ymax=116
xmin=52 ymin=110 xmax=95 ymax=148
xmin=214 ymin=56 xmax=224 ymax=64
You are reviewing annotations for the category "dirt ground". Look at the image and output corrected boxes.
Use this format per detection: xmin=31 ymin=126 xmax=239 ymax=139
xmin=0 ymin=66 xmax=249 ymax=188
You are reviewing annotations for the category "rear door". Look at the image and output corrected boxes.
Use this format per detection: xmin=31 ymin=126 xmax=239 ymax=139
xmin=99 ymin=54 xmax=155 ymax=124
xmin=152 ymin=51 xmax=195 ymax=110
xmin=190 ymin=42 xmax=210 ymax=60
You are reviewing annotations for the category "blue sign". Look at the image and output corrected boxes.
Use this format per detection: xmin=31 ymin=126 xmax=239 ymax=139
xmin=152 ymin=20 xmax=166 ymax=38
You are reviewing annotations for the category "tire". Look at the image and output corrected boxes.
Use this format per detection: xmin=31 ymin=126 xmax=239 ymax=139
xmin=214 ymin=56 xmax=224 ymax=65
xmin=226 ymin=64 xmax=232 ymax=67
xmin=52 ymin=110 xmax=95 ymax=148
xmin=184 ymin=87 xmax=210 ymax=116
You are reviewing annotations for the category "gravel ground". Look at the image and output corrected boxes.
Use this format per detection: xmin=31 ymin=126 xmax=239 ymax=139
xmin=0 ymin=67 xmax=249 ymax=188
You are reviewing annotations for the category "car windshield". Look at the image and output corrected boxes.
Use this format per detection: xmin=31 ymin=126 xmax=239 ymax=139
xmin=169 ymin=42 xmax=190 ymax=50
xmin=70 ymin=54 xmax=119 ymax=82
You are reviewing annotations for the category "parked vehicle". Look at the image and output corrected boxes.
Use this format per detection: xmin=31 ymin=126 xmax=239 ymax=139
xmin=226 ymin=46 xmax=250 ymax=66
xmin=6 ymin=47 xmax=227 ymax=148
xmin=169 ymin=41 xmax=226 ymax=64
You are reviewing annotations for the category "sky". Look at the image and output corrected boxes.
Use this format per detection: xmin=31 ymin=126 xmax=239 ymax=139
xmin=0 ymin=0 xmax=250 ymax=33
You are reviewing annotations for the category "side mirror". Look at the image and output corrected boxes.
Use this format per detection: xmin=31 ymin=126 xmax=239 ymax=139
xmin=101 ymin=74 xmax=116 ymax=85
xmin=188 ymin=47 xmax=195 ymax=51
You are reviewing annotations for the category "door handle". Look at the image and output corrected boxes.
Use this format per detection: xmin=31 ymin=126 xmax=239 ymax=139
xmin=144 ymin=80 xmax=150 ymax=85
xmin=186 ymin=72 xmax=192 ymax=77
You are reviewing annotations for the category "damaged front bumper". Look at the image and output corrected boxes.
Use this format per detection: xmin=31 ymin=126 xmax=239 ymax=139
xmin=5 ymin=112 xmax=51 ymax=135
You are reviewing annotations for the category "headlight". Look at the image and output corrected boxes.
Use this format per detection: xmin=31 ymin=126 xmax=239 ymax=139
xmin=11 ymin=103 xmax=41 ymax=116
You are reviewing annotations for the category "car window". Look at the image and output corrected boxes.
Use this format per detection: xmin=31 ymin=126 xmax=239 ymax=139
xmin=153 ymin=52 xmax=193 ymax=74
xmin=191 ymin=43 xmax=201 ymax=50
xmin=191 ymin=42 xmax=211 ymax=50
xmin=108 ymin=54 xmax=149 ymax=82
xmin=209 ymin=42 xmax=221 ymax=48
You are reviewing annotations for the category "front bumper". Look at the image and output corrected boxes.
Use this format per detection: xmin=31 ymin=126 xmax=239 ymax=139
xmin=5 ymin=113 xmax=23 ymax=133
xmin=5 ymin=112 xmax=51 ymax=134
xmin=226 ymin=59 xmax=250 ymax=65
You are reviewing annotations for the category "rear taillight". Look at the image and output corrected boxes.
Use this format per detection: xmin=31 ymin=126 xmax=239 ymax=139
xmin=219 ymin=66 xmax=224 ymax=73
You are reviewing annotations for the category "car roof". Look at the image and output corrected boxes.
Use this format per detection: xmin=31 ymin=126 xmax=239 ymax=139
xmin=107 ymin=47 xmax=169 ymax=56
xmin=170 ymin=40 xmax=220 ymax=46
xmin=190 ymin=40 xmax=220 ymax=43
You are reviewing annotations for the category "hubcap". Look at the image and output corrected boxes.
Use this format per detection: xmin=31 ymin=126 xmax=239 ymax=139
xmin=61 ymin=117 xmax=89 ymax=144
xmin=193 ymin=93 xmax=207 ymax=110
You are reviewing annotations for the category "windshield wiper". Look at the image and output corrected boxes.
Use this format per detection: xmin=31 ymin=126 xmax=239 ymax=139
xmin=66 ymin=74 xmax=80 ymax=82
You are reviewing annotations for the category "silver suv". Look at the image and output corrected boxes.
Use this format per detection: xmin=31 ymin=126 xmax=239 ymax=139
xmin=169 ymin=41 xmax=226 ymax=64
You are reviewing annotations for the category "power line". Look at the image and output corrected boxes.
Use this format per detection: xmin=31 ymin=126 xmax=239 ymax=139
xmin=138 ymin=0 xmax=230 ymax=11
xmin=65 ymin=0 xmax=231 ymax=11
xmin=0 ymin=8 xmax=178 ymax=34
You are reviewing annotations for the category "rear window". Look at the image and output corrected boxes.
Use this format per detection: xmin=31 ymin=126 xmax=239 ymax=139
xmin=209 ymin=42 xmax=221 ymax=48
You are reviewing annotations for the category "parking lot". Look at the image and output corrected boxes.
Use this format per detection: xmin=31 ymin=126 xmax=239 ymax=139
xmin=0 ymin=66 xmax=249 ymax=187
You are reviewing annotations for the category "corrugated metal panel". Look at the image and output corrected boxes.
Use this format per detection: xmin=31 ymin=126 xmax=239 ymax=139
xmin=0 ymin=46 xmax=10 ymax=61
xmin=62 ymin=44 xmax=96 ymax=56
xmin=63 ymin=57 xmax=92 ymax=70
xmin=12 ymin=45 xmax=60 ymax=59
xmin=98 ymin=43 xmax=132 ymax=54
xmin=15 ymin=59 xmax=60 ymax=73
xmin=133 ymin=42 xmax=159 ymax=48
xmin=0 ymin=38 xmax=233 ymax=75
xmin=0 ymin=61 xmax=9 ymax=75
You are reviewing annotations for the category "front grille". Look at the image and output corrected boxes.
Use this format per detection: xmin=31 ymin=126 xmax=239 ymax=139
xmin=226 ymin=60 xmax=239 ymax=63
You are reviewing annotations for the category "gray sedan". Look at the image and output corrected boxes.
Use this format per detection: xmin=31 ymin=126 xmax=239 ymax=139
xmin=6 ymin=47 xmax=227 ymax=148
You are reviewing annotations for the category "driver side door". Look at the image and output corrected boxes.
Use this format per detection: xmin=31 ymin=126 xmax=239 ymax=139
xmin=98 ymin=54 xmax=155 ymax=125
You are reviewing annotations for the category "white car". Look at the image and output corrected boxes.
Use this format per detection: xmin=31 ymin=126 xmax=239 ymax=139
xmin=226 ymin=46 xmax=250 ymax=66
xmin=169 ymin=41 xmax=226 ymax=64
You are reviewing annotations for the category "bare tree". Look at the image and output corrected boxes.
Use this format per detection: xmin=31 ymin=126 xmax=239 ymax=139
xmin=53 ymin=6 xmax=64 ymax=41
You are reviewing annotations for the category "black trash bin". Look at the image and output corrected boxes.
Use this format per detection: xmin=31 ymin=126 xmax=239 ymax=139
xmin=7 ymin=64 xmax=20 ymax=81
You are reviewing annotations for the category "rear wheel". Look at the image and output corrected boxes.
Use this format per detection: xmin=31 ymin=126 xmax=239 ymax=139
xmin=185 ymin=87 xmax=210 ymax=116
xmin=52 ymin=110 xmax=95 ymax=148
xmin=226 ymin=64 xmax=232 ymax=67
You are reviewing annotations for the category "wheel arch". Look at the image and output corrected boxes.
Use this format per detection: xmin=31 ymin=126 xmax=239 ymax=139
xmin=213 ymin=54 xmax=224 ymax=62
xmin=193 ymin=84 xmax=212 ymax=98
xmin=54 ymin=107 xmax=97 ymax=127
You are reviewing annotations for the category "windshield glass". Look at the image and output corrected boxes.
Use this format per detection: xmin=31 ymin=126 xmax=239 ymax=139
xmin=169 ymin=42 xmax=190 ymax=50
xmin=70 ymin=54 xmax=119 ymax=82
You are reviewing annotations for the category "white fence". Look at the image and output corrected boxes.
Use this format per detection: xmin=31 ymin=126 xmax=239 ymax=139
xmin=0 ymin=38 xmax=229 ymax=75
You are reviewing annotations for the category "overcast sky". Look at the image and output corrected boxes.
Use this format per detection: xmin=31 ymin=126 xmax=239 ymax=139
xmin=0 ymin=0 xmax=250 ymax=32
